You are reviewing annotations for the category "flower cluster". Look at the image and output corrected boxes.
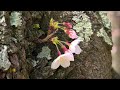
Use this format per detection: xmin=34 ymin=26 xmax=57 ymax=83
xmin=48 ymin=18 xmax=82 ymax=69
xmin=48 ymin=18 xmax=78 ymax=39
xmin=51 ymin=37 xmax=82 ymax=69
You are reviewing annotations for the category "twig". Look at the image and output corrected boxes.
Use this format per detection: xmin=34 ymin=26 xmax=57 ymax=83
xmin=36 ymin=30 xmax=58 ymax=43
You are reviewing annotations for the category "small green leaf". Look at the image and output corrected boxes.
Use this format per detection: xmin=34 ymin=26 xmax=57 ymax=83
xmin=33 ymin=24 xmax=40 ymax=29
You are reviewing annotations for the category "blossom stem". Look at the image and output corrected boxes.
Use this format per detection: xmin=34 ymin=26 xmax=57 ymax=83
xmin=60 ymin=41 xmax=70 ymax=46
xmin=59 ymin=27 xmax=65 ymax=31
xmin=58 ymin=23 xmax=63 ymax=24
xmin=58 ymin=41 xmax=64 ymax=47
xmin=55 ymin=43 xmax=61 ymax=56
xmin=58 ymin=41 xmax=68 ymax=52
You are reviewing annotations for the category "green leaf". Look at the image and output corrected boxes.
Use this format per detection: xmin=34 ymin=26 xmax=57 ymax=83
xmin=33 ymin=24 xmax=40 ymax=29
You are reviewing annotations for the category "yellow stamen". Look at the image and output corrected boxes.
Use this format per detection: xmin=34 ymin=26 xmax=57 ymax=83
xmin=49 ymin=18 xmax=60 ymax=30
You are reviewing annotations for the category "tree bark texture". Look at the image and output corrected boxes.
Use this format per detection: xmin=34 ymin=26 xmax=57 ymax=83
xmin=0 ymin=11 xmax=112 ymax=79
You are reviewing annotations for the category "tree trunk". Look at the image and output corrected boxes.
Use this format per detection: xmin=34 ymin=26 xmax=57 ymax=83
xmin=0 ymin=11 xmax=112 ymax=79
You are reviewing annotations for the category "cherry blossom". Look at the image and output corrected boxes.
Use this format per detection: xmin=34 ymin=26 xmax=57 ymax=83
xmin=51 ymin=50 xmax=74 ymax=69
xmin=63 ymin=22 xmax=72 ymax=29
xmin=68 ymin=38 xmax=82 ymax=54
xmin=64 ymin=28 xmax=78 ymax=39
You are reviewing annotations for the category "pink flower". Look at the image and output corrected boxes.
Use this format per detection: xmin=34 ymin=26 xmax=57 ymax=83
xmin=65 ymin=28 xmax=78 ymax=39
xmin=68 ymin=30 xmax=78 ymax=39
xmin=51 ymin=51 xmax=74 ymax=69
xmin=68 ymin=38 xmax=82 ymax=54
xmin=63 ymin=22 xmax=73 ymax=29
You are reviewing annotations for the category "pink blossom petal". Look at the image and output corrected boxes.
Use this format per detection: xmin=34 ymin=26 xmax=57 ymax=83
xmin=65 ymin=49 xmax=73 ymax=54
xmin=71 ymin=38 xmax=81 ymax=45
xmin=51 ymin=50 xmax=74 ymax=69
xmin=69 ymin=45 xmax=82 ymax=54
xmin=63 ymin=22 xmax=72 ymax=28
xmin=68 ymin=30 xmax=78 ymax=39
xmin=68 ymin=53 xmax=74 ymax=61
xmin=64 ymin=28 xmax=78 ymax=39
xmin=69 ymin=38 xmax=82 ymax=54
xmin=69 ymin=45 xmax=76 ymax=53
xmin=51 ymin=57 xmax=60 ymax=69
xmin=65 ymin=51 xmax=74 ymax=61
xmin=75 ymin=45 xmax=82 ymax=54
xmin=60 ymin=59 xmax=70 ymax=68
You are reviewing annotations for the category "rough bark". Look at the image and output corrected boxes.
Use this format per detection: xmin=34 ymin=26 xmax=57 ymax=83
xmin=0 ymin=11 xmax=112 ymax=79
xmin=29 ymin=11 xmax=112 ymax=79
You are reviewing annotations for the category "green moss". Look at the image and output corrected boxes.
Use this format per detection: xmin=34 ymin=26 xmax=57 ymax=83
xmin=97 ymin=28 xmax=112 ymax=45
xmin=72 ymin=13 xmax=93 ymax=42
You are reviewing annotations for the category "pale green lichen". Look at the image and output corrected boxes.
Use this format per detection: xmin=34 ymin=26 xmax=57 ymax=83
xmin=97 ymin=28 xmax=112 ymax=45
xmin=97 ymin=12 xmax=112 ymax=45
xmin=11 ymin=37 xmax=18 ymax=43
xmin=37 ymin=46 xmax=51 ymax=60
xmin=0 ymin=45 xmax=11 ymax=71
xmin=31 ymin=60 xmax=39 ymax=67
xmin=99 ymin=11 xmax=111 ymax=29
xmin=10 ymin=11 xmax=22 ymax=27
xmin=72 ymin=13 xmax=93 ymax=42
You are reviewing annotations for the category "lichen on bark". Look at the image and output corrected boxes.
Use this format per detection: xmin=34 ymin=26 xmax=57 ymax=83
xmin=72 ymin=12 xmax=93 ymax=42
xmin=10 ymin=11 xmax=22 ymax=27
xmin=0 ymin=11 xmax=11 ymax=71
xmin=99 ymin=11 xmax=111 ymax=29
xmin=97 ymin=28 xmax=112 ymax=45
xmin=37 ymin=46 xmax=51 ymax=60
xmin=97 ymin=11 xmax=112 ymax=46
xmin=30 ymin=11 xmax=112 ymax=79
xmin=0 ymin=45 xmax=11 ymax=71
xmin=0 ymin=11 xmax=113 ymax=79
